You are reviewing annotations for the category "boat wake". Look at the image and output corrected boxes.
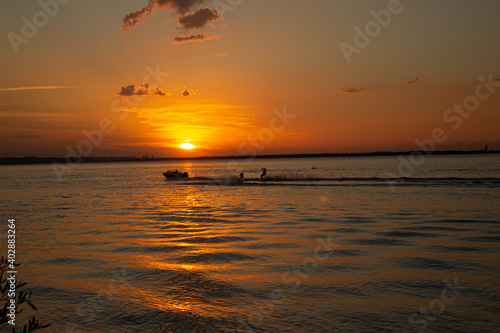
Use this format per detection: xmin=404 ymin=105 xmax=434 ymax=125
xmin=164 ymin=175 xmax=500 ymax=187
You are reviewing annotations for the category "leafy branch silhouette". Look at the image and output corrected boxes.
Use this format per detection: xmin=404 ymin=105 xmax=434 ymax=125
xmin=0 ymin=257 xmax=50 ymax=333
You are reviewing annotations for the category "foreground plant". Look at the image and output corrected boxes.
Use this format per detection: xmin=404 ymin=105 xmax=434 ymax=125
xmin=0 ymin=257 xmax=50 ymax=332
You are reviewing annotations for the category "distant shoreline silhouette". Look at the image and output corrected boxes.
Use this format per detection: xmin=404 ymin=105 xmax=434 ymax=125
xmin=0 ymin=150 xmax=498 ymax=166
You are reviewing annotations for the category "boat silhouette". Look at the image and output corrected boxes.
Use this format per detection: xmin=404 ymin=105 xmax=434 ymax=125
xmin=163 ymin=170 xmax=188 ymax=179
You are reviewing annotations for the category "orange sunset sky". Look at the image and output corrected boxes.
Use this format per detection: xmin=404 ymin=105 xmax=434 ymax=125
xmin=1 ymin=0 xmax=499 ymax=157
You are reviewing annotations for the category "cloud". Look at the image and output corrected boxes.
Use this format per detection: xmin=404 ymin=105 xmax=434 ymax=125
xmin=122 ymin=0 xmax=224 ymax=44
xmin=406 ymin=76 xmax=421 ymax=85
xmin=0 ymin=110 xmax=70 ymax=118
xmin=154 ymin=87 xmax=167 ymax=96
xmin=122 ymin=0 xmax=205 ymax=32
xmin=213 ymin=52 xmax=228 ymax=57
xmin=182 ymin=88 xmax=196 ymax=96
xmin=0 ymin=86 xmax=75 ymax=91
xmin=121 ymin=100 xmax=258 ymax=148
xmin=173 ymin=33 xmax=219 ymax=44
xmin=118 ymin=84 xmax=169 ymax=96
xmin=338 ymin=86 xmax=369 ymax=93
xmin=122 ymin=3 xmax=154 ymax=32
xmin=178 ymin=8 xmax=220 ymax=32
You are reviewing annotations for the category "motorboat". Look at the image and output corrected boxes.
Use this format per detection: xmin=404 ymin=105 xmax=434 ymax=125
xmin=163 ymin=170 xmax=188 ymax=179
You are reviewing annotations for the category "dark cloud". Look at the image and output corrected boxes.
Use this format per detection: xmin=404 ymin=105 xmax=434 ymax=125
xmin=178 ymin=8 xmax=220 ymax=32
xmin=339 ymin=87 xmax=369 ymax=93
xmin=122 ymin=0 xmax=225 ymax=44
xmin=119 ymin=85 xmax=136 ymax=96
xmin=122 ymin=0 xmax=205 ymax=32
xmin=181 ymin=88 xmax=196 ymax=96
xmin=173 ymin=33 xmax=219 ymax=44
xmin=407 ymin=76 xmax=421 ymax=85
xmin=122 ymin=3 xmax=154 ymax=32
xmin=154 ymin=87 xmax=167 ymax=96
xmin=118 ymin=84 xmax=168 ymax=96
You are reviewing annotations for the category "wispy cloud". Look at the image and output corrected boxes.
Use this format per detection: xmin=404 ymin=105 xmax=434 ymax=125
xmin=173 ymin=33 xmax=219 ymax=44
xmin=406 ymin=76 xmax=421 ymax=85
xmin=338 ymin=86 xmax=369 ymax=93
xmin=122 ymin=100 xmax=258 ymax=148
xmin=0 ymin=86 xmax=75 ymax=92
xmin=0 ymin=110 xmax=71 ymax=118
xmin=478 ymin=75 xmax=500 ymax=84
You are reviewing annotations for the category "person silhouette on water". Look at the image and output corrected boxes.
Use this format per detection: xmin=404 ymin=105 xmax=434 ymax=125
xmin=240 ymin=172 xmax=244 ymax=179
xmin=260 ymin=168 xmax=267 ymax=179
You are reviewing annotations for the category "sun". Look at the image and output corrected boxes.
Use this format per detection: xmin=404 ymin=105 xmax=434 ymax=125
xmin=179 ymin=143 xmax=196 ymax=150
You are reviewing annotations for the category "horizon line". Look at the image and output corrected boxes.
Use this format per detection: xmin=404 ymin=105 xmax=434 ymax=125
xmin=1 ymin=149 xmax=498 ymax=165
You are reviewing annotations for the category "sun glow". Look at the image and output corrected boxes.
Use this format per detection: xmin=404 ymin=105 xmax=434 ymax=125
xmin=179 ymin=143 xmax=196 ymax=150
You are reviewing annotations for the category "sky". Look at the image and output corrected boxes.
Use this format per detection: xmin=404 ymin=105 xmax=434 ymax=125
xmin=1 ymin=0 xmax=499 ymax=157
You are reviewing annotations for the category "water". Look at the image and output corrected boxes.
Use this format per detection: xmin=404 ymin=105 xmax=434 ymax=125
xmin=0 ymin=154 xmax=499 ymax=333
